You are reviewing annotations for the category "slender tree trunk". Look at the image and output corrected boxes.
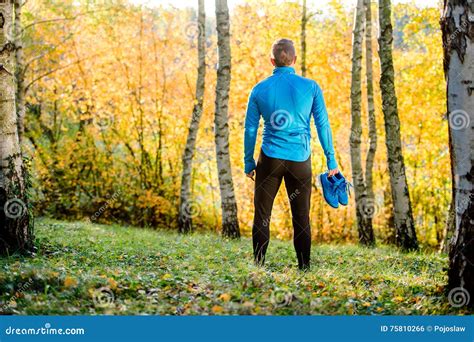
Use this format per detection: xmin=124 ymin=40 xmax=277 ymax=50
xmin=364 ymin=0 xmax=377 ymax=208
xmin=350 ymin=0 xmax=375 ymax=246
xmin=378 ymin=0 xmax=418 ymax=251
xmin=439 ymin=199 xmax=455 ymax=253
xmin=441 ymin=0 xmax=473 ymax=307
xmin=300 ymin=0 xmax=307 ymax=77
xmin=214 ymin=0 xmax=240 ymax=238
xmin=14 ymin=0 xmax=25 ymax=145
xmin=179 ymin=0 xmax=206 ymax=234
xmin=0 ymin=1 xmax=33 ymax=255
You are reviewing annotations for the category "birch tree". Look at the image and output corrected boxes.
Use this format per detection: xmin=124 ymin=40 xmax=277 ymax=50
xmin=441 ymin=0 xmax=473 ymax=307
xmin=300 ymin=0 xmax=307 ymax=77
xmin=378 ymin=0 xmax=418 ymax=250
xmin=214 ymin=0 xmax=240 ymax=238
xmin=350 ymin=0 xmax=375 ymax=245
xmin=179 ymin=0 xmax=206 ymax=233
xmin=13 ymin=0 xmax=25 ymax=144
xmin=0 ymin=0 xmax=33 ymax=255
xmin=364 ymin=0 xmax=377 ymax=226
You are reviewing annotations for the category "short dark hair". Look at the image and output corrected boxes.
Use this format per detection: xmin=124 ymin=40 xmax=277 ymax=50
xmin=271 ymin=39 xmax=296 ymax=67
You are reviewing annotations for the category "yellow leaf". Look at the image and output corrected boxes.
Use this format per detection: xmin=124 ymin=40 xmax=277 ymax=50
xmin=64 ymin=276 xmax=78 ymax=288
xmin=362 ymin=302 xmax=371 ymax=307
xmin=161 ymin=273 xmax=172 ymax=280
xmin=212 ymin=305 xmax=223 ymax=313
xmin=393 ymin=296 xmax=404 ymax=303
xmin=108 ymin=278 xmax=118 ymax=290
xmin=219 ymin=293 xmax=231 ymax=302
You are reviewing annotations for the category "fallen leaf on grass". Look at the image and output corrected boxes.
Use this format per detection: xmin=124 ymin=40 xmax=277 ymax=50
xmin=161 ymin=273 xmax=172 ymax=280
xmin=212 ymin=305 xmax=223 ymax=313
xmin=219 ymin=293 xmax=231 ymax=302
xmin=108 ymin=278 xmax=118 ymax=290
xmin=64 ymin=276 xmax=78 ymax=288
xmin=393 ymin=296 xmax=404 ymax=303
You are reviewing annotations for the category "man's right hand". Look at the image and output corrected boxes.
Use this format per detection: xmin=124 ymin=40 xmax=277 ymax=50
xmin=327 ymin=168 xmax=339 ymax=177
xmin=246 ymin=170 xmax=255 ymax=181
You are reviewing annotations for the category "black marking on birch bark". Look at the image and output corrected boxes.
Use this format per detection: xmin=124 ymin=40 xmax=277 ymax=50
xmin=441 ymin=1 xmax=474 ymax=74
xmin=0 ymin=63 xmax=12 ymax=75
xmin=0 ymin=42 xmax=15 ymax=56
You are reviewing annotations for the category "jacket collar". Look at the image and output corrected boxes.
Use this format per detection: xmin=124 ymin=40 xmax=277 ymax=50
xmin=273 ymin=66 xmax=296 ymax=75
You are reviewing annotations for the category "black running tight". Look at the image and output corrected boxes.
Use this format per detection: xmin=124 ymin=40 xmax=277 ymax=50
xmin=252 ymin=150 xmax=312 ymax=270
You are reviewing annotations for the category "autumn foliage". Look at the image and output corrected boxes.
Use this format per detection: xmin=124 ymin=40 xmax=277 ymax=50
xmin=24 ymin=0 xmax=448 ymax=248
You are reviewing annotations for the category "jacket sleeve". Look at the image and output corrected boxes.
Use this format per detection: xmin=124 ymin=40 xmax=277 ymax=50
xmin=311 ymin=82 xmax=338 ymax=170
xmin=244 ymin=87 xmax=260 ymax=174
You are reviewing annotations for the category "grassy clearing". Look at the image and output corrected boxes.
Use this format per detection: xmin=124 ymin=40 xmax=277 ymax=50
xmin=0 ymin=219 xmax=468 ymax=315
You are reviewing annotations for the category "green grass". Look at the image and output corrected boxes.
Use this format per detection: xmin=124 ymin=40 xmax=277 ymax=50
xmin=0 ymin=218 xmax=468 ymax=315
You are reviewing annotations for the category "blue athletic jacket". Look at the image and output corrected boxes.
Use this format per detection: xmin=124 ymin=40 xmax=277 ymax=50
xmin=244 ymin=66 xmax=338 ymax=174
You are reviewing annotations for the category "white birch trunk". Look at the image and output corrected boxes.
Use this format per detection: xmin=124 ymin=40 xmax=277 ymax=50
xmin=364 ymin=0 xmax=377 ymax=207
xmin=350 ymin=0 xmax=375 ymax=245
xmin=214 ymin=0 xmax=240 ymax=238
xmin=300 ymin=0 xmax=307 ymax=77
xmin=441 ymin=0 xmax=473 ymax=307
xmin=14 ymin=0 xmax=25 ymax=144
xmin=179 ymin=0 xmax=206 ymax=233
xmin=378 ymin=0 xmax=418 ymax=250
xmin=0 ymin=1 xmax=32 ymax=255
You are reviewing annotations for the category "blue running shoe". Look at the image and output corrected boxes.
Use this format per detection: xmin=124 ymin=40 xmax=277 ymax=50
xmin=319 ymin=172 xmax=339 ymax=208
xmin=333 ymin=172 xmax=351 ymax=206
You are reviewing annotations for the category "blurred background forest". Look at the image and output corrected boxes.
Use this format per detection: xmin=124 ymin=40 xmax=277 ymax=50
xmin=24 ymin=0 xmax=447 ymax=248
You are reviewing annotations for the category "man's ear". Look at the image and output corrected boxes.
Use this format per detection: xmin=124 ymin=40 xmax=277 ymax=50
xmin=293 ymin=56 xmax=297 ymax=65
xmin=270 ymin=58 xmax=276 ymax=66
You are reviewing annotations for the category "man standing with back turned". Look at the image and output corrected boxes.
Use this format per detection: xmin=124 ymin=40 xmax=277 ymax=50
xmin=244 ymin=38 xmax=339 ymax=270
